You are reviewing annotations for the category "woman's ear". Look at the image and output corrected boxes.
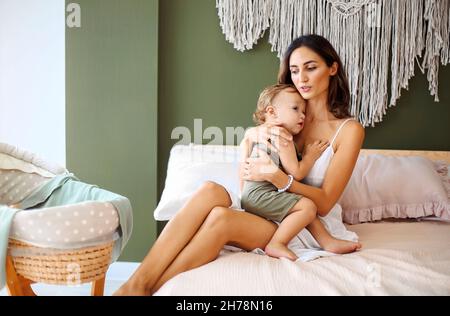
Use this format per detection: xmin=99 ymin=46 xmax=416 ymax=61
xmin=330 ymin=62 xmax=338 ymax=76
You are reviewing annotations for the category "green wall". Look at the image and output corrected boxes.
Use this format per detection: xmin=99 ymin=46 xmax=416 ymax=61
xmin=158 ymin=0 xmax=280 ymax=197
xmin=159 ymin=0 xmax=450 ymax=197
xmin=66 ymin=0 xmax=158 ymax=261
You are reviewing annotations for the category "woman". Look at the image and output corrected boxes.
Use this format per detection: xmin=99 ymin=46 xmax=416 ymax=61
xmin=114 ymin=34 xmax=365 ymax=296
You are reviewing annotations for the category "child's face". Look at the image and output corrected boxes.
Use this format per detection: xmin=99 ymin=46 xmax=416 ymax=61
xmin=269 ymin=88 xmax=306 ymax=135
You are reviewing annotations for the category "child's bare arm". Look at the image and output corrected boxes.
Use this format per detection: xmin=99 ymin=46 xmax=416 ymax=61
xmin=279 ymin=140 xmax=329 ymax=181
xmin=277 ymin=141 xmax=304 ymax=179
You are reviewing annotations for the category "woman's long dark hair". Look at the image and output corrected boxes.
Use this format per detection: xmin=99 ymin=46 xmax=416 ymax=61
xmin=278 ymin=34 xmax=351 ymax=119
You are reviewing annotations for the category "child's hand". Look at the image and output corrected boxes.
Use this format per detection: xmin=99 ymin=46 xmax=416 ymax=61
xmin=303 ymin=140 xmax=329 ymax=161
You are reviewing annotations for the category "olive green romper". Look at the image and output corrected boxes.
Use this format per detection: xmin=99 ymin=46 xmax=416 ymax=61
xmin=241 ymin=143 xmax=304 ymax=222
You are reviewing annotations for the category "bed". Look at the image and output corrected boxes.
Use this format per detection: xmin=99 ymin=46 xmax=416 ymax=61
xmin=153 ymin=148 xmax=450 ymax=296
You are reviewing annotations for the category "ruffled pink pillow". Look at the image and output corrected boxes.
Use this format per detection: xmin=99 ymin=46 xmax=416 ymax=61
xmin=339 ymin=155 xmax=450 ymax=224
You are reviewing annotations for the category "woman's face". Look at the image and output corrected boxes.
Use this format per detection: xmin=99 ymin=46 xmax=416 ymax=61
xmin=289 ymin=46 xmax=337 ymax=101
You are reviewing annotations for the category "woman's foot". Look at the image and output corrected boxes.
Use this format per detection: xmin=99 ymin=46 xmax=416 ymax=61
xmin=113 ymin=280 xmax=151 ymax=296
xmin=322 ymin=238 xmax=362 ymax=254
xmin=265 ymin=242 xmax=298 ymax=261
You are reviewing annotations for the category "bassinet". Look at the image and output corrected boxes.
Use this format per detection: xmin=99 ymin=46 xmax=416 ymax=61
xmin=0 ymin=142 xmax=132 ymax=296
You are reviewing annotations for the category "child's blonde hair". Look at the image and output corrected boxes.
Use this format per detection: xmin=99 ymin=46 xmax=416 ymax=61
xmin=253 ymin=84 xmax=298 ymax=125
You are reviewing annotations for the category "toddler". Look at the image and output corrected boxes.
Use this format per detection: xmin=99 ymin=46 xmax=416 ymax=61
xmin=241 ymin=84 xmax=334 ymax=260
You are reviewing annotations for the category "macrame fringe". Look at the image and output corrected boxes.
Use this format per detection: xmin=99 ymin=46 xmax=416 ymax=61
xmin=216 ymin=0 xmax=449 ymax=127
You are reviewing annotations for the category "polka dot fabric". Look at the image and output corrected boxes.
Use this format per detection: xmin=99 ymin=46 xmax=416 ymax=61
xmin=9 ymin=201 xmax=120 ymax=249
xmin=0 ymin=169 xmax=50 ymax=205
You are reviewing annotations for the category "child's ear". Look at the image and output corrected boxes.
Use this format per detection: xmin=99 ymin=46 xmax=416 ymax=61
xmin=266 ymin=106 xmax=277 ymax=117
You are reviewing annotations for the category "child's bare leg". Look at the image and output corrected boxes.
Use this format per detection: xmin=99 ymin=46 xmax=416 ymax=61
xmin=265 ymin=198 xmax=316 ymax=261
xmin=306 ymin=218 xmax=362 ymax=254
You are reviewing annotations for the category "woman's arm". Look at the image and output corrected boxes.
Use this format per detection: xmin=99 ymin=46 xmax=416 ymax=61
xmin=271 ymin=122 xmax=364 ymax=216
xmin=245 ymin=122 xmax=365 ymax=216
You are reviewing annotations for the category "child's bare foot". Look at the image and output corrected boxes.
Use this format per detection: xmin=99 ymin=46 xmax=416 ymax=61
xmin=323 ymin=238 xmax=362 ymax=254
xmin=113 ymin=280 xmax=150 ymax=296
xmin=265 ymin=242 xmax=298 ymax=261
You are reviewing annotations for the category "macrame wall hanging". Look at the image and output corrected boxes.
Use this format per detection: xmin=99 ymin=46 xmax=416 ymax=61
xmin=216 ymin=0 xmax=450 ymax=127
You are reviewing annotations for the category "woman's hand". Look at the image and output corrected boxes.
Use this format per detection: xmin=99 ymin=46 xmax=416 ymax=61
xmin=244 ymin=124 xmax=293 ymax=153
xmin=242 ymin=149 xmax=279 ymax=182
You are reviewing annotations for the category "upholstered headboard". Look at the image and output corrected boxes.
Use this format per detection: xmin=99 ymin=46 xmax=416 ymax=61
xmin=360 ymin=149 xmax=450 ymax=164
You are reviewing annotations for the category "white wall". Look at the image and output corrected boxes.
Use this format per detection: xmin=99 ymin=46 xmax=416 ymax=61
xmin=0 ymin=0 xmax=66 ymax=166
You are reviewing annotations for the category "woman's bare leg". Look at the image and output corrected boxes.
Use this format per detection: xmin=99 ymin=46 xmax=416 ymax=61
xmin=151 ymin=207 xmax=277 ymax=294
xmin=307 ymin=218 xmax=362 ymax=254
xmin=113 ymin=182 xmax=232 ymax=296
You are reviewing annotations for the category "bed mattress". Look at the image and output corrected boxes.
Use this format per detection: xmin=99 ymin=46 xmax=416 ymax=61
xmin=154 ymin=219 xmax=450 ymax=296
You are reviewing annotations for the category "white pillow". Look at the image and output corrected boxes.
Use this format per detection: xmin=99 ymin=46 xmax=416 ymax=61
xmin=154 ymin=144 xmax=241 ymax=221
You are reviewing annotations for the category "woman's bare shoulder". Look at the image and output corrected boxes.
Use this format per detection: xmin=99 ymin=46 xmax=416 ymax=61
xmin=343 ymin=119 xmax=364 ymax=133
xmin=346 ymin=119 xmax=365 ymax=135
xmin=336 ymin=119 xmax=365 ymax=149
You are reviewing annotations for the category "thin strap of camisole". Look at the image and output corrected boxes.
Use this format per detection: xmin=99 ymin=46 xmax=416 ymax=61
xmin=330 ymin=118 xmax=355 ymax=147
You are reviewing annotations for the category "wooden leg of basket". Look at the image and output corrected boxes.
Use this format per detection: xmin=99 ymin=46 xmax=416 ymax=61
xmin=5 ymin=255 xmax=36 ymax=296
xmin=17 ymin=275 xmax=36 ymax=296
xmin=5 ymin=255 xmax=23 ymax=296
xmin=91 ymin=276 xmax=106 ymax=296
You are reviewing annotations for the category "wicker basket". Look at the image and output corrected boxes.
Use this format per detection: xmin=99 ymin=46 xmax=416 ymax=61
xmin=8 ymin=239 xmax=114 ymax=285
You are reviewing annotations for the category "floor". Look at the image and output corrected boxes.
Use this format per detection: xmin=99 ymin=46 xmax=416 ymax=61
xmin=0 ymin=261 xmax=140 ymax=296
